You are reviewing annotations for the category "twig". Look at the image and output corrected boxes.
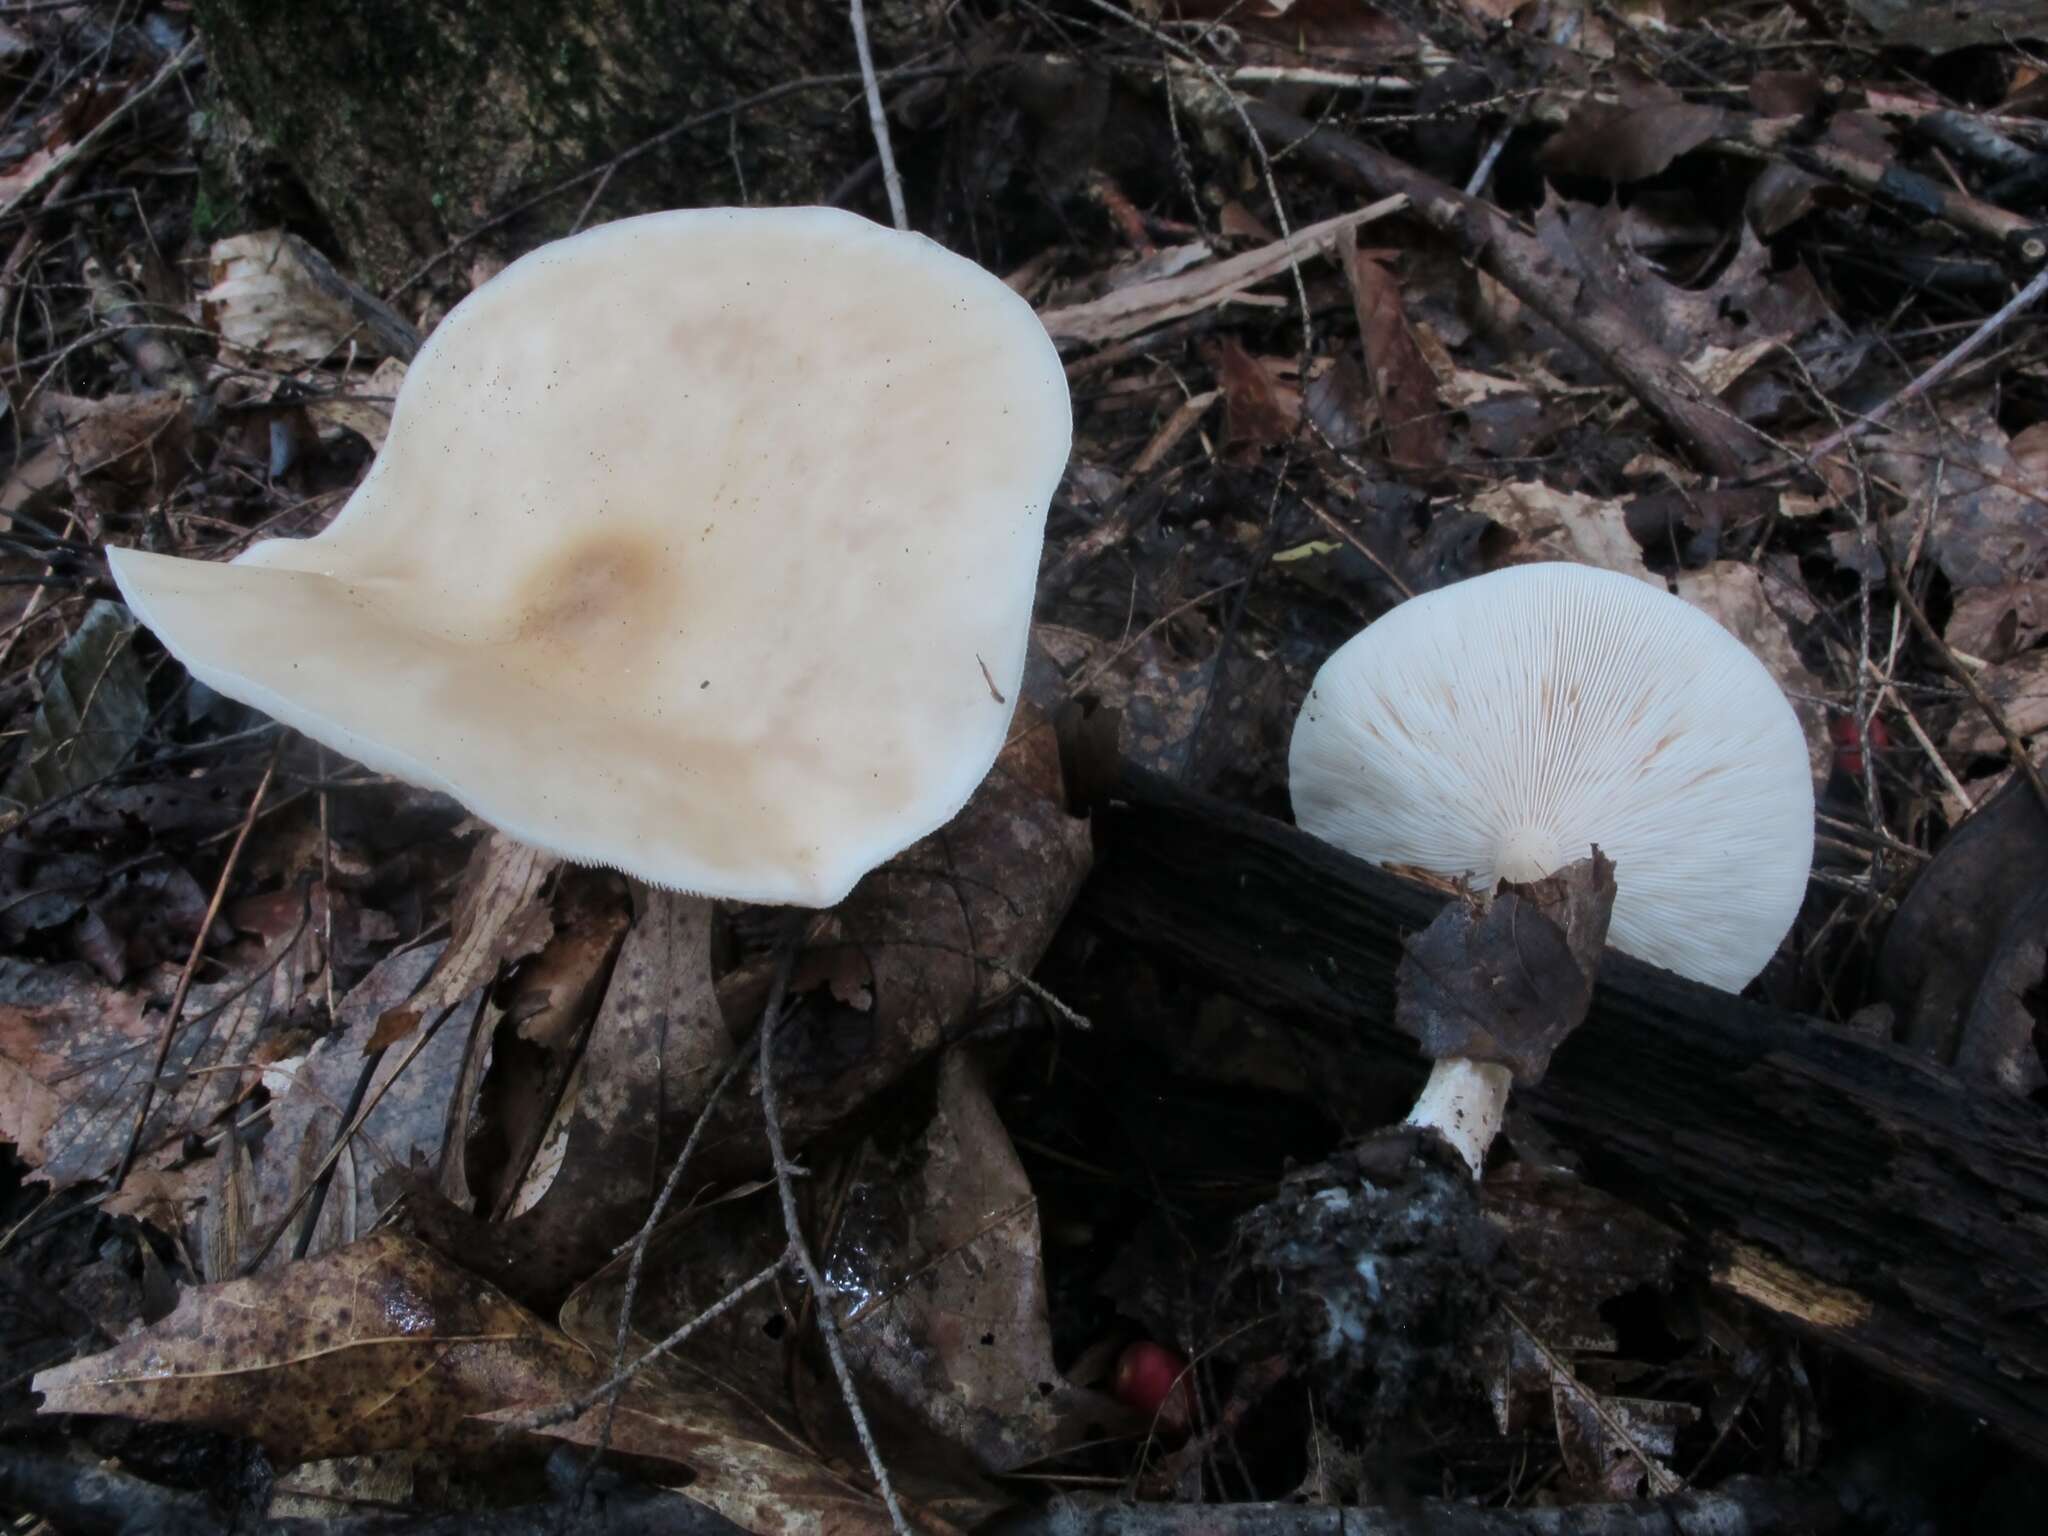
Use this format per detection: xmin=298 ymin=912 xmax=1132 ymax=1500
xmin=507 ymin=1258 xmax=789 ymax=1435
xmin=238 ymin=992 xmax=475 ymax=1275
xmin=759 ymin=926 xmax=912 ymax=1536
xmin=1881 ymin=543 xmax=2048 ymax=820
xmin=107 ymin=737 xmax=282 ymax=1199
xmin=1800 ymin=262 xmax=2048 ymax=467
xmin=1227 ymin=101 xmax=1762 ymax=477
xmin=588 ymin=1011 xmax=766 ymax=1470
xmin=0 ymin=40 xmax=200 ymax=219
xmin=848 ymin=0 xmax=907 ymax=230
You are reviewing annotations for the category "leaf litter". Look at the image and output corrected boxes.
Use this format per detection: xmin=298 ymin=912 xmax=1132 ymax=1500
xmin=6 ymin=2 xmax=2048 ymax=1531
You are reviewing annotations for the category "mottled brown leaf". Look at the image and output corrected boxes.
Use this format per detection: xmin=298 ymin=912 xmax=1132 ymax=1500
xmin=1 ymin=908 xmax=314 ymax=1192
xmin=831 ymin=1049 xmax=1125 ymax=1471
xmin=1945 ymin=650 xmax=2048 ymax=761
xmin=1396 ymin=851 xmax=1615 ymax=1084
xmin=33 ymin=1231 xmax=593 ymax=1462
xmin=405 ymin=718 xmax=1091 ymax=1307
xmin=232 ymin=942 xmax=448 ymax=1273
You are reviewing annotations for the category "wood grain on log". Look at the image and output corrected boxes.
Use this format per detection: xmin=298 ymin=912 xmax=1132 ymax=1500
xmin=1076 ymin=765 xmax=2048 ymax=1460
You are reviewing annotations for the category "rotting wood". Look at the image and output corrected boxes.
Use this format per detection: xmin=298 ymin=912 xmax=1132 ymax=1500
xmin=1076 ymin=764 xmax=2048 ymax=1462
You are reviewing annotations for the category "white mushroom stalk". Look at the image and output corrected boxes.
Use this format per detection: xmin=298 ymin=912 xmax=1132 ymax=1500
xmin=108 ymin=208 xmax=1072 ymax=907
xmin=1289 ymin=562 xmax=1814 ymax=1176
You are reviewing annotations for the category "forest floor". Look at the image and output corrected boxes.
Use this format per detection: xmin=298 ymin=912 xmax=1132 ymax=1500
xmin=2 ymin=2 xmax=2048 ymax=1533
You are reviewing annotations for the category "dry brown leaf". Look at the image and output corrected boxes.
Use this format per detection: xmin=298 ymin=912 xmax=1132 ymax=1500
xmin=1948 ymin=580 xmax=2048 ymax=661
xmin=556 ymin=1190 xmax=1000 ymax=1536
xmin=1341 ymin=233 xmax=1446 ymax=470
xmin=403 ymin=719 xmax=1092 ymax=1306
xmin=1 ymin=909 xmax=315 ymax=1193
xmin=1539 ymin=93 xmax=1730 ymax=183
xmin=0 ymin=392 xmax=192 ymax=521
xmin=1470 ymin=483 xmax=1655 ymax=582
xmin=1824 ymin=402 xmax=2048 ymax=598
xmin=1214 ymin=339 xmax=1300 ymax=458
xmin=205 ymin=230 xmax=386 ymax=364
xmin=303 ymin=356 xmax=410 ymax=452
xmin=33 ymin=1230 xmax=593 ymax=1462
xmin=832 ymin=1048 xmax=1127 ymax=1471
xmin=1945 ymin=651 xmax=2048 ymax=761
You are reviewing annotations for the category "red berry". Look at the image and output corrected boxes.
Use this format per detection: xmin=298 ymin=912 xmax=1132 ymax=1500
xmin=1113 ymin=1340 xmax=1193 ymax=1431
xmin=1830 ymin=713 xmax=1889 ymax=779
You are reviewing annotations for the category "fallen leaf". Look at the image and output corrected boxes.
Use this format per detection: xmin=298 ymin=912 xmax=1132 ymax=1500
xmin=303 ymin=356 xmax=410 ymax=452
xmin=1879 ymin=775 xmax=2048 ymax=1088
xmin=1 ymin=601 xmax=148 ymax=815
xmin=1947 ymin=580 xmax=2048 ymax=661
xmin=1539 ymin=90 xmax=1730 ymax=183
xmin=204 ymin=230 xmax=388 ymax=364
xmin=404 ymin=718 xmax=1093 ymax=1307
xmin=555 ymin=1196 xmax=999 ymax=1536
xmin=1945 ymin=651 xmax=2048 ymax=761
xmin=2 ymin=392 xmax=192 ymax=521
xmin=1341 ymin=232 xmax=1446 ymax=469
xmin=1214 ymin=339 xmax=1300 ymax=458
xmin=1397 ymin=852 xmax=1616 ymax=1084
xmin=34 ymin=1230 xmax=593 ymax=1462
xmin=831 ymin=1048 xmax=1125 ymax=1471
xmin=1 ymin=911 xmax=314 ymax=1192
xmin=1471 ymin=483 xmax=1655 ymax=582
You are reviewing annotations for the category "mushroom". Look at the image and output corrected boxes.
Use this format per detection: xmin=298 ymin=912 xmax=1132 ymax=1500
xmin=109 ymin=208 xmax=1072 ymax=906
xmin=1289 ymin=561 xmax=1813 ymax=1173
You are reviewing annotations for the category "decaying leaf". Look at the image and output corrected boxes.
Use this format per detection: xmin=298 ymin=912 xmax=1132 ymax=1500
xmin=1470 ymin=482 xmax=1654 ymax=582
xmin=403 ymin=719 xmax=1092 ymax=1306
xmin=831 ymin=1048 xmax=1126 ymax=1471
xmin=1396 ymin=851 xmax=1616 ymax=1085
xmin=1341 ymin=231 xmax=1446 ymax=470
xmin=1880 ymin=775 xmax=2048 ymax=1089
xmin=1943 ymin=649 xmax=2048 ymax=762
xmin=1539 ymin=83 xmax=1730 ymax=184
xmin=1 ymin=601 xmax=148 ymax=815
xmin=303 ymin=356 xmax=410 ymax=452
xmin=34 ymin=1230 xmax=593 ymax=1462
xmin=556 ymin=1192 xmax=1000 ymax=1536
xmin=204 ymin=230 xmax=389 ymax=364
xmin=0 ymin=391 xmax=193 ymax=520
xmin=1214 ymin=338 xmax=1300 ymax=458
xmin=1 ymin=908 xmax=315 ymax=1193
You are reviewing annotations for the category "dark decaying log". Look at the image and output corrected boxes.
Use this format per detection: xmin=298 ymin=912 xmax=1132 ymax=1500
xmin=1076 ymin=765 xmax=2048 ymax=1461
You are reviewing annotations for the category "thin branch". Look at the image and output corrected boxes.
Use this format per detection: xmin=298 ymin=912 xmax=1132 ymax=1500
xmin=848 ymin=0 xmax=907 ymax=230
xmin=107 ymin=736 xmax=282 ymax=1197
xmin=760 ymin=930 xmax=911 ymax=1536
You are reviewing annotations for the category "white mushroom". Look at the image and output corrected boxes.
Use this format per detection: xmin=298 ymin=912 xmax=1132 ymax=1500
xmin=1289 ymin=561 xmax=1814 ymax=1173
xmin=109 ymin=208 xmax=1071 ymax=907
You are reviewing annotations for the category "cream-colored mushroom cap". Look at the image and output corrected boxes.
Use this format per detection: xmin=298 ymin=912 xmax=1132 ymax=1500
xmin=109 ymin=207 xmax=1071 ymax=906
xmin=1289 ymin=562 xmax=1813 ymax=991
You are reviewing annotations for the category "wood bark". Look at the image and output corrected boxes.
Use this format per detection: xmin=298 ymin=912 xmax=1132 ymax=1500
xmin=191 ymin=0 xmax=934 ymax=291
xmin=1076 ymin=765 xmax=2048 ymax=1461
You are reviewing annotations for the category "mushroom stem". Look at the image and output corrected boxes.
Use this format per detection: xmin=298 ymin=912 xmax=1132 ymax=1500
xmin=1403 ymin=1056 xmax=1512 ymax=1178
